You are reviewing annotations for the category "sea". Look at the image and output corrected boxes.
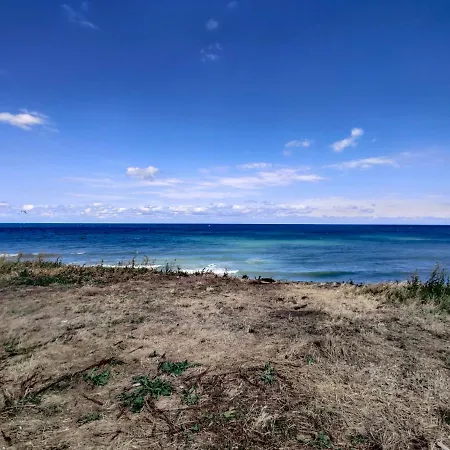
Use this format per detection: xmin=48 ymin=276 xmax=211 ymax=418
xmin=1 ymin=224 xmax=450 ymax=283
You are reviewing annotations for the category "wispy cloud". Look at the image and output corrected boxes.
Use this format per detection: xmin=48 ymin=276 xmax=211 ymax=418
xmin=326 ymin=157 xmax=397 ymax=170
xmin=237 ymin=162 xmax=273 ymax=170
xmin=126 ymin=166 xmax=159 ymax=180
xmin=206 ymin=19 xmax=219 ymax=31
xmin=201 ymin=43 xmax=223 ymax=62
xmin=208 ymin=168 xmax=324 ymax=189
xmin=0 ymin=110 xmax=48 ymax=130
xmin=331 ymin=128 xmax=364 ymax=152
xmin=227 ymin=1 xmax=238 ymax=8
xmin=61 ymin=4 xmax=97 ymax=29
xmin=282 ymin=139 xmax=311 ymax=156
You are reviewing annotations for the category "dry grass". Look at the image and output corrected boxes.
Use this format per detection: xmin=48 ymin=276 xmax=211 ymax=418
xmin=0 ymin=264 xmax=449 ymax=449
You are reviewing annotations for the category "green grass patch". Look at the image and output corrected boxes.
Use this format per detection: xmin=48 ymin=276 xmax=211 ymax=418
xmin=83 ymin=368 xmax=110 ymax=387
xmin=119 ymin=376 xmax=173 ymax=413
xmin=260 ymin=362 xmax=276 ymax=384
xmin=159 ymin=360 xmax=199 ymax=376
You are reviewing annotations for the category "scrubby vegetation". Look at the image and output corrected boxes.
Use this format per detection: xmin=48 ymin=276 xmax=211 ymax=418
xmin=361 ymin=264 xmax=450 ymax=312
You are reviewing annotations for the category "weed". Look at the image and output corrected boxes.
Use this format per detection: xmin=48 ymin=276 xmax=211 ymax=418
xmin=83 ymin=368 xmax=110 ymax=386
xmin=222 ymin=409 xmax=236 ymax=420
xmin=119 ymin=376 xmax=173 ymax=413
xmin=308 ymin=432 xmax=335 ymax=448
xmin=191 ymin=423 xmax=200 ymax=432
xmin=159 ymin=360 xmax=199 ymax=376
xmin=77 ymin=412 xmax=102 ymax=425
xmin=260 ymin=362 xmax=276 ymax=384
xmin=3 ymin=338 xmax=20 ymax=356
xmin=182 ymin=386 xmax=200 ymax=405
xmin=350 ymin=434 xmax=368 ymax=445
xmin=306 ymin=355 xmax=315 ymax=365
xmin=22 ymin=394 xmax=42 ymax=405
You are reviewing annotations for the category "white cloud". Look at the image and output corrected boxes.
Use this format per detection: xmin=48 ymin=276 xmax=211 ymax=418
xmin=210 ymin=169 xmax=324 ymax=189
xmin=0 ymin=110 xmax=47 ymax=130
xmin=283 ymin=139 xmax=311 ymax=156
xmin=80 ymin=1 xmax=89 ymax=12
xmin=331 ymin=128 xmax=364 ymax=152
xmin=61 ymin=4 xmax=97 ymax=29
xmin=206 ymin=19 xmax=219 ymax=31
xmin=285 ymin=139 xmax=311 ymax=148
xmin=126 ymin=166 xmax=159 ymax=180
xmin=228 ymin=1 xmax=238 ymax=8
xmin=201 ymin=43 xmax=222 ymax=62
xmin=2 ymin=196 xmax=450 ymax=221
xmin=326 ymin=157 xmax=397 ymax=170
xmin=237 ymin=162 xmax=272 ymax=170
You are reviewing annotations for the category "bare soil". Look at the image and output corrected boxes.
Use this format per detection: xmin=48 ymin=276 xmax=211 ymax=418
xmin=1 ymin=273 xmax=449 ymax=449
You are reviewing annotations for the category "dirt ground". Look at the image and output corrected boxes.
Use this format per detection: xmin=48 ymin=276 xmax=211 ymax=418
xmin=1 ymin=273 xmax=449 ymax=449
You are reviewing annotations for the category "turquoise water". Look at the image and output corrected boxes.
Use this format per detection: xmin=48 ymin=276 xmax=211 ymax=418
xmin=1 ymin=224 xmax=450 ymax=282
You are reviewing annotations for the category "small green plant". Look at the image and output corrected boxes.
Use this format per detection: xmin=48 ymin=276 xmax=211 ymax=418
xmin=190 ymin=424 xmax=200 ymax=433
xmin=159 ymin=360 xmax=199 ymax=376
xmin=22 ymin=394 xmax=42 ymax=405
xmin=260 ymin=362 xmax=276 ymax=384
xmin=3 ymin=338 xmax=20 ymax=356
xmin=350 ymin=434 xmax=368 ymax=445
xmin=306 ymin=355 xmax=315 ymax=365
xmin=83 ymin=368 xmax=110 ymax=386
xmin=311 ymin=432 xmax=334 ymax=448
xmin=222 ymin=409 xmax=236 ymax=420
xmin=182 ymin=386 xmax=200 ymax=405
xmin=119 ymin=376 xmax=173 ymax=413
xmin=77 ymin=412 xmax=102 ymax=425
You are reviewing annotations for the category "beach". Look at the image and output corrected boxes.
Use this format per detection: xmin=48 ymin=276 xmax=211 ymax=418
xmin=1 ymin=263 xmax=449 ymax=449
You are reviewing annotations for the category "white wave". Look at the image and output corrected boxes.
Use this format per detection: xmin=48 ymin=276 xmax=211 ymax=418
xmin=246 ymin=258 xmax=266 ymax=264
xmin=0 ymin=253 xmax=19 ymax=257
xmin=96 ymin=263 xmax=162 ymax=269
xmin=71 ymin=251 xmax=86 ymax=255
xmin=183 ymin=264 xmax=238 ymax=276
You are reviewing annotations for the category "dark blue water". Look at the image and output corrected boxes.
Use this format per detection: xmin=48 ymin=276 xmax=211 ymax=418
xmin=1 ymin=224 xmax=449 ymax=282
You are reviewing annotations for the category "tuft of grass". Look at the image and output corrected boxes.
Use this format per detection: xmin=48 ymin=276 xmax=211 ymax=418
xmin=364 ymin=264 xmax=450 ymax=313
xmin=22 ymin=394 xmax=42 ymax=405
xmin=409 ymin=265 xmax=450 ymax=312
xmin=119 ymin=376 xmax=173 ymax=413
xmin=182 ymin=386 xmax=200 ymax=405
xmin=3 ymin=338 xmax=20 ymax=356
xmin=83 ymin=368 xmax=110 ymax=387
xmin=350 ymin=434 xmax=368 ymax=445
xmin=298 ymin=431 xmax=336 ymax=449
xmin=77 ymin=412 xmax=102 ymax=425
xmin=260 ymin=362 xmax=276 ymax=384
xmin=159 ymin=360 xmax=199 ymax=376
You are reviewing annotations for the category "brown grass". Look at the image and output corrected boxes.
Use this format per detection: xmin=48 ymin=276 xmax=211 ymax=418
xmin=0 ymin=264 xmax=449 ymax=449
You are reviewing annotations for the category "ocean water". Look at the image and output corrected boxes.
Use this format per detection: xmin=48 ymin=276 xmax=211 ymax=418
xmin=1 ymin=224 xmax=450 ymax=283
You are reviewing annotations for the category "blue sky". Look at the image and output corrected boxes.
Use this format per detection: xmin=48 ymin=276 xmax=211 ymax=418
xmin=1 ymin=0 xmax=450 ymax=223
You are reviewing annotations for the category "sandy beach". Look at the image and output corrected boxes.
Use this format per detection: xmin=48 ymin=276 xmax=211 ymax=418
xmin=1 ymin=264 xmax=449 ymax=449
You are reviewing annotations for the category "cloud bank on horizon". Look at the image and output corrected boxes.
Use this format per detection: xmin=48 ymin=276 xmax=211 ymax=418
xmin=0 ymin=1 xmax=449 ymax=223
